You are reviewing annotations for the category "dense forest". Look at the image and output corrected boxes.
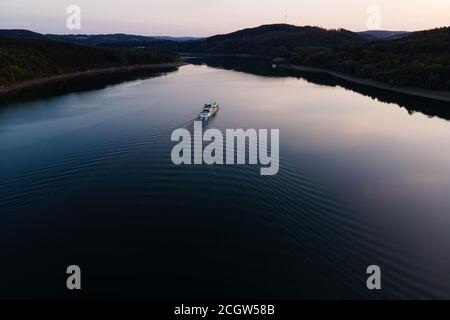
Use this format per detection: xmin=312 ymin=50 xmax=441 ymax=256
xmin=197 ymin=24 xmax=365 ymax=56
xmin=101 ymin=24 xmax=366 ymax=57
xmin=0 ymin=36 xmax=178 ymax=87
xmin=2 ymin=24 xmax=450 ymax=91
xmin=98 ymin=24 xmax=450 ymax=91
xmin=291 ymin=27 xmax=450 ymax=90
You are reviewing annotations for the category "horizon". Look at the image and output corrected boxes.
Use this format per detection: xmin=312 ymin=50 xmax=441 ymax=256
xmin=1 ymin=0 xmax=449 ymax=37
xmin=0 ymin=23 xmax=446 ymax=38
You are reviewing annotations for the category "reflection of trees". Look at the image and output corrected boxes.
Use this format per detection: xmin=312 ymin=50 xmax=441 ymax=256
xmin=0 ymin=68 xmax=178 ymax=107
xmin=190 ymin=57 xmax=450 ymax=122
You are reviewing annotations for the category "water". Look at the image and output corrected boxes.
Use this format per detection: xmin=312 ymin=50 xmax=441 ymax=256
xmin=1 ymin=60 xmax=450 ymax=299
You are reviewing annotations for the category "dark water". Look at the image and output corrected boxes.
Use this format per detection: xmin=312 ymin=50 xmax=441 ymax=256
xmin=1 ymin=60 xmax=450 ymax=299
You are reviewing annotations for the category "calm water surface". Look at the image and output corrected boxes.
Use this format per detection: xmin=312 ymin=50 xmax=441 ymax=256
xmin=1 ymin=61 xmax=449 ymax=298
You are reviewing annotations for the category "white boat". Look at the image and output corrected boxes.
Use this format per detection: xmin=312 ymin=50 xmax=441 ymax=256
xmin=272 ymin=64 xmax=277 ymax=69
xmin=199 ymin=100 xmax=219 ymax=119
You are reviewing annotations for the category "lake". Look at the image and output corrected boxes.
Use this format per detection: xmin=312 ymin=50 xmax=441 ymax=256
xmin=0 ymin=58 xmax=449 ymax=299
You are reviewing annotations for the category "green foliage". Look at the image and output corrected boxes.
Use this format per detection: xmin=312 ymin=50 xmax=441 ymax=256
xmin=291 ymin=27 xmax=450 ymax=91
xmin=199 ymin=24 xmax=365 ymax=56
xmin=0 ymin=36 xmax=178 ymax=86
xmin=114 ymin=24 xmax=366 ymax=57
xmin=2 ymin=24 xmax=449 ymax=91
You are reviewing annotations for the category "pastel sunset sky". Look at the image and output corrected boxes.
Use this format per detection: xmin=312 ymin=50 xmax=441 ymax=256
xmin=1 ymin=0 xmax=449 ymax=36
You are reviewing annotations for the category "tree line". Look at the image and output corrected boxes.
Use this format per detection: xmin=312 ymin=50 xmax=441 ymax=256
xmin=291 ymin=27 xmax=450 ymax=91
xmin=0 ymin=36 xmax=178 ymax=86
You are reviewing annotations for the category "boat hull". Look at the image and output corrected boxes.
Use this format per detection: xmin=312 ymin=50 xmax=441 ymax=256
xmin=200 ymin=105 xmax=219 ymax=119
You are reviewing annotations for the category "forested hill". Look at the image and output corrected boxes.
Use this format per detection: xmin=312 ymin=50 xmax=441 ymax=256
xmin=292 ymin=27 xmax=450 ymax=90
xmin=0 ymin=36 xmax=178 ymax=87
xmin=100 ymin=24 xmax=368 ymax=56
xmin=0 ymin=29 xmax=47 ymax=40
xmin=2 ymin=24 xmax=449 ymax=91
xmin=0 ymin=29 xmax=200 ymax=45
xmin=357 ymin=30 xmax=410 ymax=40
xmin=202 ymin=24 xmax=365 ymax=54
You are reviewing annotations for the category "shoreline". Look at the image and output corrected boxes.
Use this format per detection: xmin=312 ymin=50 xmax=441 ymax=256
xmin=280 ymin=64 xmax=450 ymax=103
xmin=0 ymin=62 xmax=186 ymax=95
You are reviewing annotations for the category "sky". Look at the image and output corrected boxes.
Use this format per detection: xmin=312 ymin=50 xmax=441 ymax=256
xmin=0 ymin=0 xmax=449 ymax=36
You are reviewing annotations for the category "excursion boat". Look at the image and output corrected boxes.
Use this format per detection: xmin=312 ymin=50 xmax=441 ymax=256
xmin=199 ymin=100 xmax=219 ymax=119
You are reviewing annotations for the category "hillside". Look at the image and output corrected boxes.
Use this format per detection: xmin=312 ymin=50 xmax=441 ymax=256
xmin=0 ymin=36 xmax=178 ymax=87
xmin=47 ymin=34 xmax=200 ymax=45
xmin=2 ymin=25 xmax=449 ymax=91
xmin=0 ymin=29 xmax=47 ymax=40
xmin=291 ymin=27 xmax=450 ymax=90
xmin=194 ymin=24 xmax=366 ymax=56
xmin=0 ymin=29 xmax=200 ymax=45
xmin=357 ymin=30 xmax=410 ymax=40
xmin=99 ymin=24 xmax=368 ymax=57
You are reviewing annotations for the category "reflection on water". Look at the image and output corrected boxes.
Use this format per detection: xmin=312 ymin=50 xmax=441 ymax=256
xmin=188 ymin=56 xmax=450 ymax=121
xmin=0 ymin=61 xmax=449 ymax=299
xmin=0 ymin=67 xmax=180 ymax=107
